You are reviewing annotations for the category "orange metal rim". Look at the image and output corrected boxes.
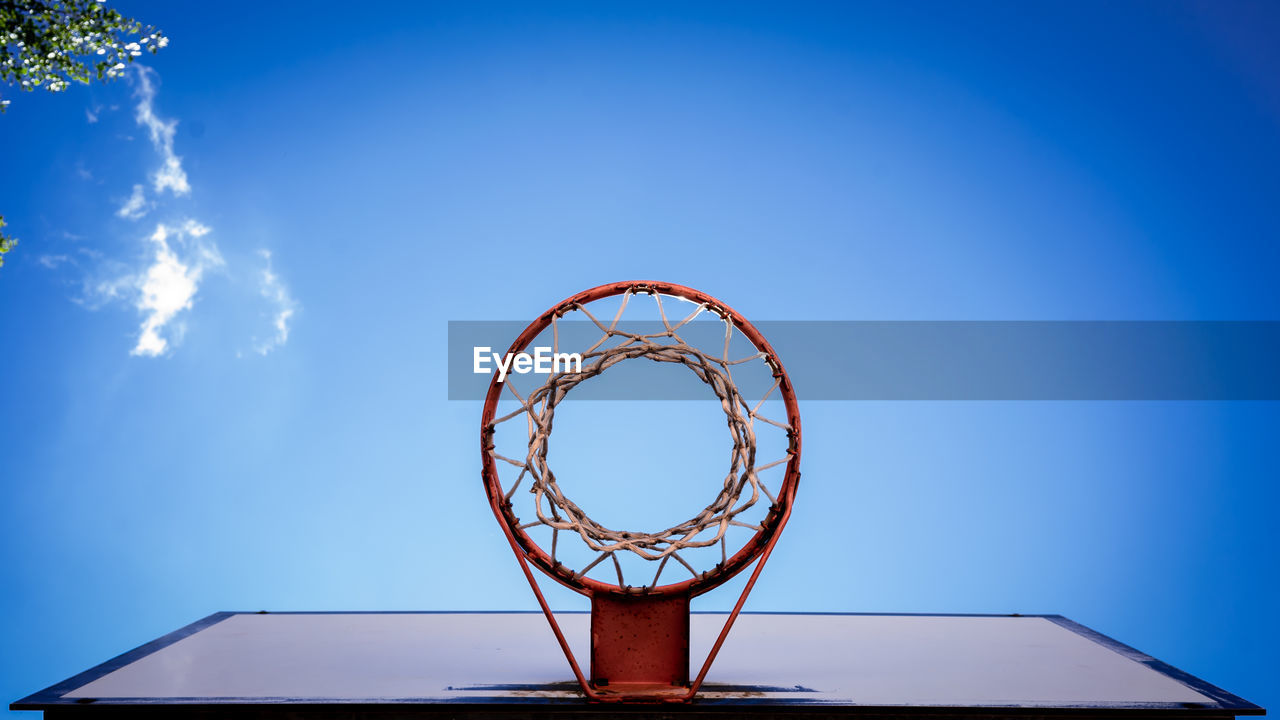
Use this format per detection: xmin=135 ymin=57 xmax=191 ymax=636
xmin=480 ymin=281 xmax=803 ymax=599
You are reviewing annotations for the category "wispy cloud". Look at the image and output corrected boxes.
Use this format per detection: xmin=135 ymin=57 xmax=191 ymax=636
xmin=46 ymin=66 xmax=300 ymax=359
xmin=132 ymin=220 xmax=223 ymax=357
xmin=116 ymin=184 xmax=149 ymax=220
xmin=126 ymin=68 xmax=215 ymax=356
xmin=38 ymin=254 xmax=70 ymax=269
xmin=251 ymin=249 xmax=298 ymax=355
xmin=71 ymin=250 xmax=144 ymax=311
xmin=134 ymin=67 xmax=189 ymax=196
xmin=77 ymin=267 xmax=135 ymax=311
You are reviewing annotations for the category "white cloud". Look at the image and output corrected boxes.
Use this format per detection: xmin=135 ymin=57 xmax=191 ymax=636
xmin=116 ymin=183 xmax=148 ymax=220
xmin=251 ymin=249 xmax=298 ymax=355
xmin=183 ymin=219 xmax=211 ymax=238
xmin=85 ymin=105 xmax=100 ymax=123
xmin=130 ymin=222 xmax=224 ymax=357
xmin=133 ymin=67 xmax=190 ymax=196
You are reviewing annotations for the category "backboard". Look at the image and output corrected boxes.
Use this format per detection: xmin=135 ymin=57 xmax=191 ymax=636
xmin=13 ymin=611 xmax=1263 ymax=719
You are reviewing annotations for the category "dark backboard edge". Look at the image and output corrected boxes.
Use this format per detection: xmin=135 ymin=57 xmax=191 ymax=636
xmin=12 ymin=698 xmax=1272 ymax=717
xmin=11 ymin=612 xmax=237 ymax=710
xmin=1041 ymin=615 xmax=1264 ymax=715
xmin=10 ymin=697 xmax=1275 ymax=713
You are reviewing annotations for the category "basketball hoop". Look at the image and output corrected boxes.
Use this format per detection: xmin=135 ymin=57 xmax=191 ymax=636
xmin=480 ymin=281 xmax=801 ymax=702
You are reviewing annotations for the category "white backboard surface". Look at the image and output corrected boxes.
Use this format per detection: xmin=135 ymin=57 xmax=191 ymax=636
xmin=14 ymin=612 xmax=1262 ymax=715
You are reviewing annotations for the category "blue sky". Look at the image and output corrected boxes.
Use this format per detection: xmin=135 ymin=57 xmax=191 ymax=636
xmin=1 ymin=1 xmax=1277 ymax=715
